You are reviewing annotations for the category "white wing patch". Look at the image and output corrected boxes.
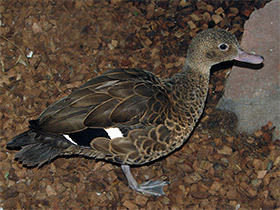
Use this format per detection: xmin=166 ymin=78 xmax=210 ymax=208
xmin=105 ymin=127 xmax=123 ymax=139
xmin=63 ymin=134 xmax=78 ymax=145
xmin=63 ymin=128 xmax=123 ymax=145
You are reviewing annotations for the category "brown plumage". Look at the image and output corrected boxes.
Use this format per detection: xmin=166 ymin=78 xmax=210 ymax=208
xmin=7 ymin=28 xmax=263 ymax=195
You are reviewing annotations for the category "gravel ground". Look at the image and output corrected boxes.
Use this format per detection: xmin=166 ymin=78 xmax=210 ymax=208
xmin=1 ymin=1 xmax=279 ymax=209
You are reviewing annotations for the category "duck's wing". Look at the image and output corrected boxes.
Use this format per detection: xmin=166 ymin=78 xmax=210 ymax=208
xmin=37 ymin=68 xmax=170 ymax=134
xmin=8 ymin=68 xmax=173 ymax=168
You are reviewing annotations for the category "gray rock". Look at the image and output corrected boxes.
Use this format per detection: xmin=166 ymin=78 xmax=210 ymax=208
xmin=217 ymin=0 xmax=280 ymax=139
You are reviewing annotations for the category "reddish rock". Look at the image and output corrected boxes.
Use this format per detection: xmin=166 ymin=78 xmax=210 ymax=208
xmin=218 ymin=0 xmax=280 ymax=139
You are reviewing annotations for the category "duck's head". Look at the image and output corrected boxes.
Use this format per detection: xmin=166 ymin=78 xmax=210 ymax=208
xmin=184 ymin=28 xmax=263 ymax=74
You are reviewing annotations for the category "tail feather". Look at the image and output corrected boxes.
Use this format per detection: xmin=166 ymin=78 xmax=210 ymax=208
xmin=14 ymin=143 xmax=62 ymax=167
xmin=7 ymin=130 xmax=73 ymax=167
xmin=7 ymin=131 xmax=37 ymax=148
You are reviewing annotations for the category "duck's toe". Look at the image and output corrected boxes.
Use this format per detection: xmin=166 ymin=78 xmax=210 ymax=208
xmin=135 ymin=180 xmax=170 ymax=196
xmin=121 ymin=164 xmax=169 ymax=196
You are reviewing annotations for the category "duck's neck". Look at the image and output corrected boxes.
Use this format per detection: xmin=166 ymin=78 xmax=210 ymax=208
xmin=180 ymin=64 xmax=210 ymax=79
xmin=173 ymin=63 xmax=211 ymax=88
xmin=183 ymin=58 xmax=211 ymax=75
xmin=166 ymin=64 xmax=211 ymax=121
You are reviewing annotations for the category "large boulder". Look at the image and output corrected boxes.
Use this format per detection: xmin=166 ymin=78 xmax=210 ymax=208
xmin=217 ymin=0 xmax=280 ymax=139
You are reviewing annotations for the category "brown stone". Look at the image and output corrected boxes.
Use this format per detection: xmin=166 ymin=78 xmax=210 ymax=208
xmin=212 ymin=14 xmax=223 ymax=24
xmin=217 ymin=0 xmax=280 ymax=139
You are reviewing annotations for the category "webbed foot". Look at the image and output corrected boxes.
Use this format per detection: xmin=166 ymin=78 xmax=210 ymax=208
xmin=121 ymin=165 xmax=169 ymax=196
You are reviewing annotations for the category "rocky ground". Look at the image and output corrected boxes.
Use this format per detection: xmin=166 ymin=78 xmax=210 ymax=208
xmin=0 ymin=0 xmax=279 ymax=209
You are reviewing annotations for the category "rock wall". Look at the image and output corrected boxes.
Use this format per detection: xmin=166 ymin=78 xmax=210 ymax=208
xmin=218 ymin=0 xmax=280 ymax=139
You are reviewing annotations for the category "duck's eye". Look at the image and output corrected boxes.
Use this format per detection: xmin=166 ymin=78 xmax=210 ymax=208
xmin=219 ymin=43 xmax=229 ymax=51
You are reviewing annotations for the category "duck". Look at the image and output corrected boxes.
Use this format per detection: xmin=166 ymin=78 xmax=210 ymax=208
xmin=7 ymin=28 xmax=263 ymax=196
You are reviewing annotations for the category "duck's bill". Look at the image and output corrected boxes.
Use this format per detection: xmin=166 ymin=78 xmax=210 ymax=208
xmin=234 ymin=50 xmax=264 ymax=64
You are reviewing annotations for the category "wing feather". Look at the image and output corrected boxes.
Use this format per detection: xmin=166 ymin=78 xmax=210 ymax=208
xmin=37 ymin=68 xmax=169 ymax=134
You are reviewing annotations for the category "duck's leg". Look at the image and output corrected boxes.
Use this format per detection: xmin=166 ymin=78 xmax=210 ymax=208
xmin=121 ymin=165 xmax=169 ymax=196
